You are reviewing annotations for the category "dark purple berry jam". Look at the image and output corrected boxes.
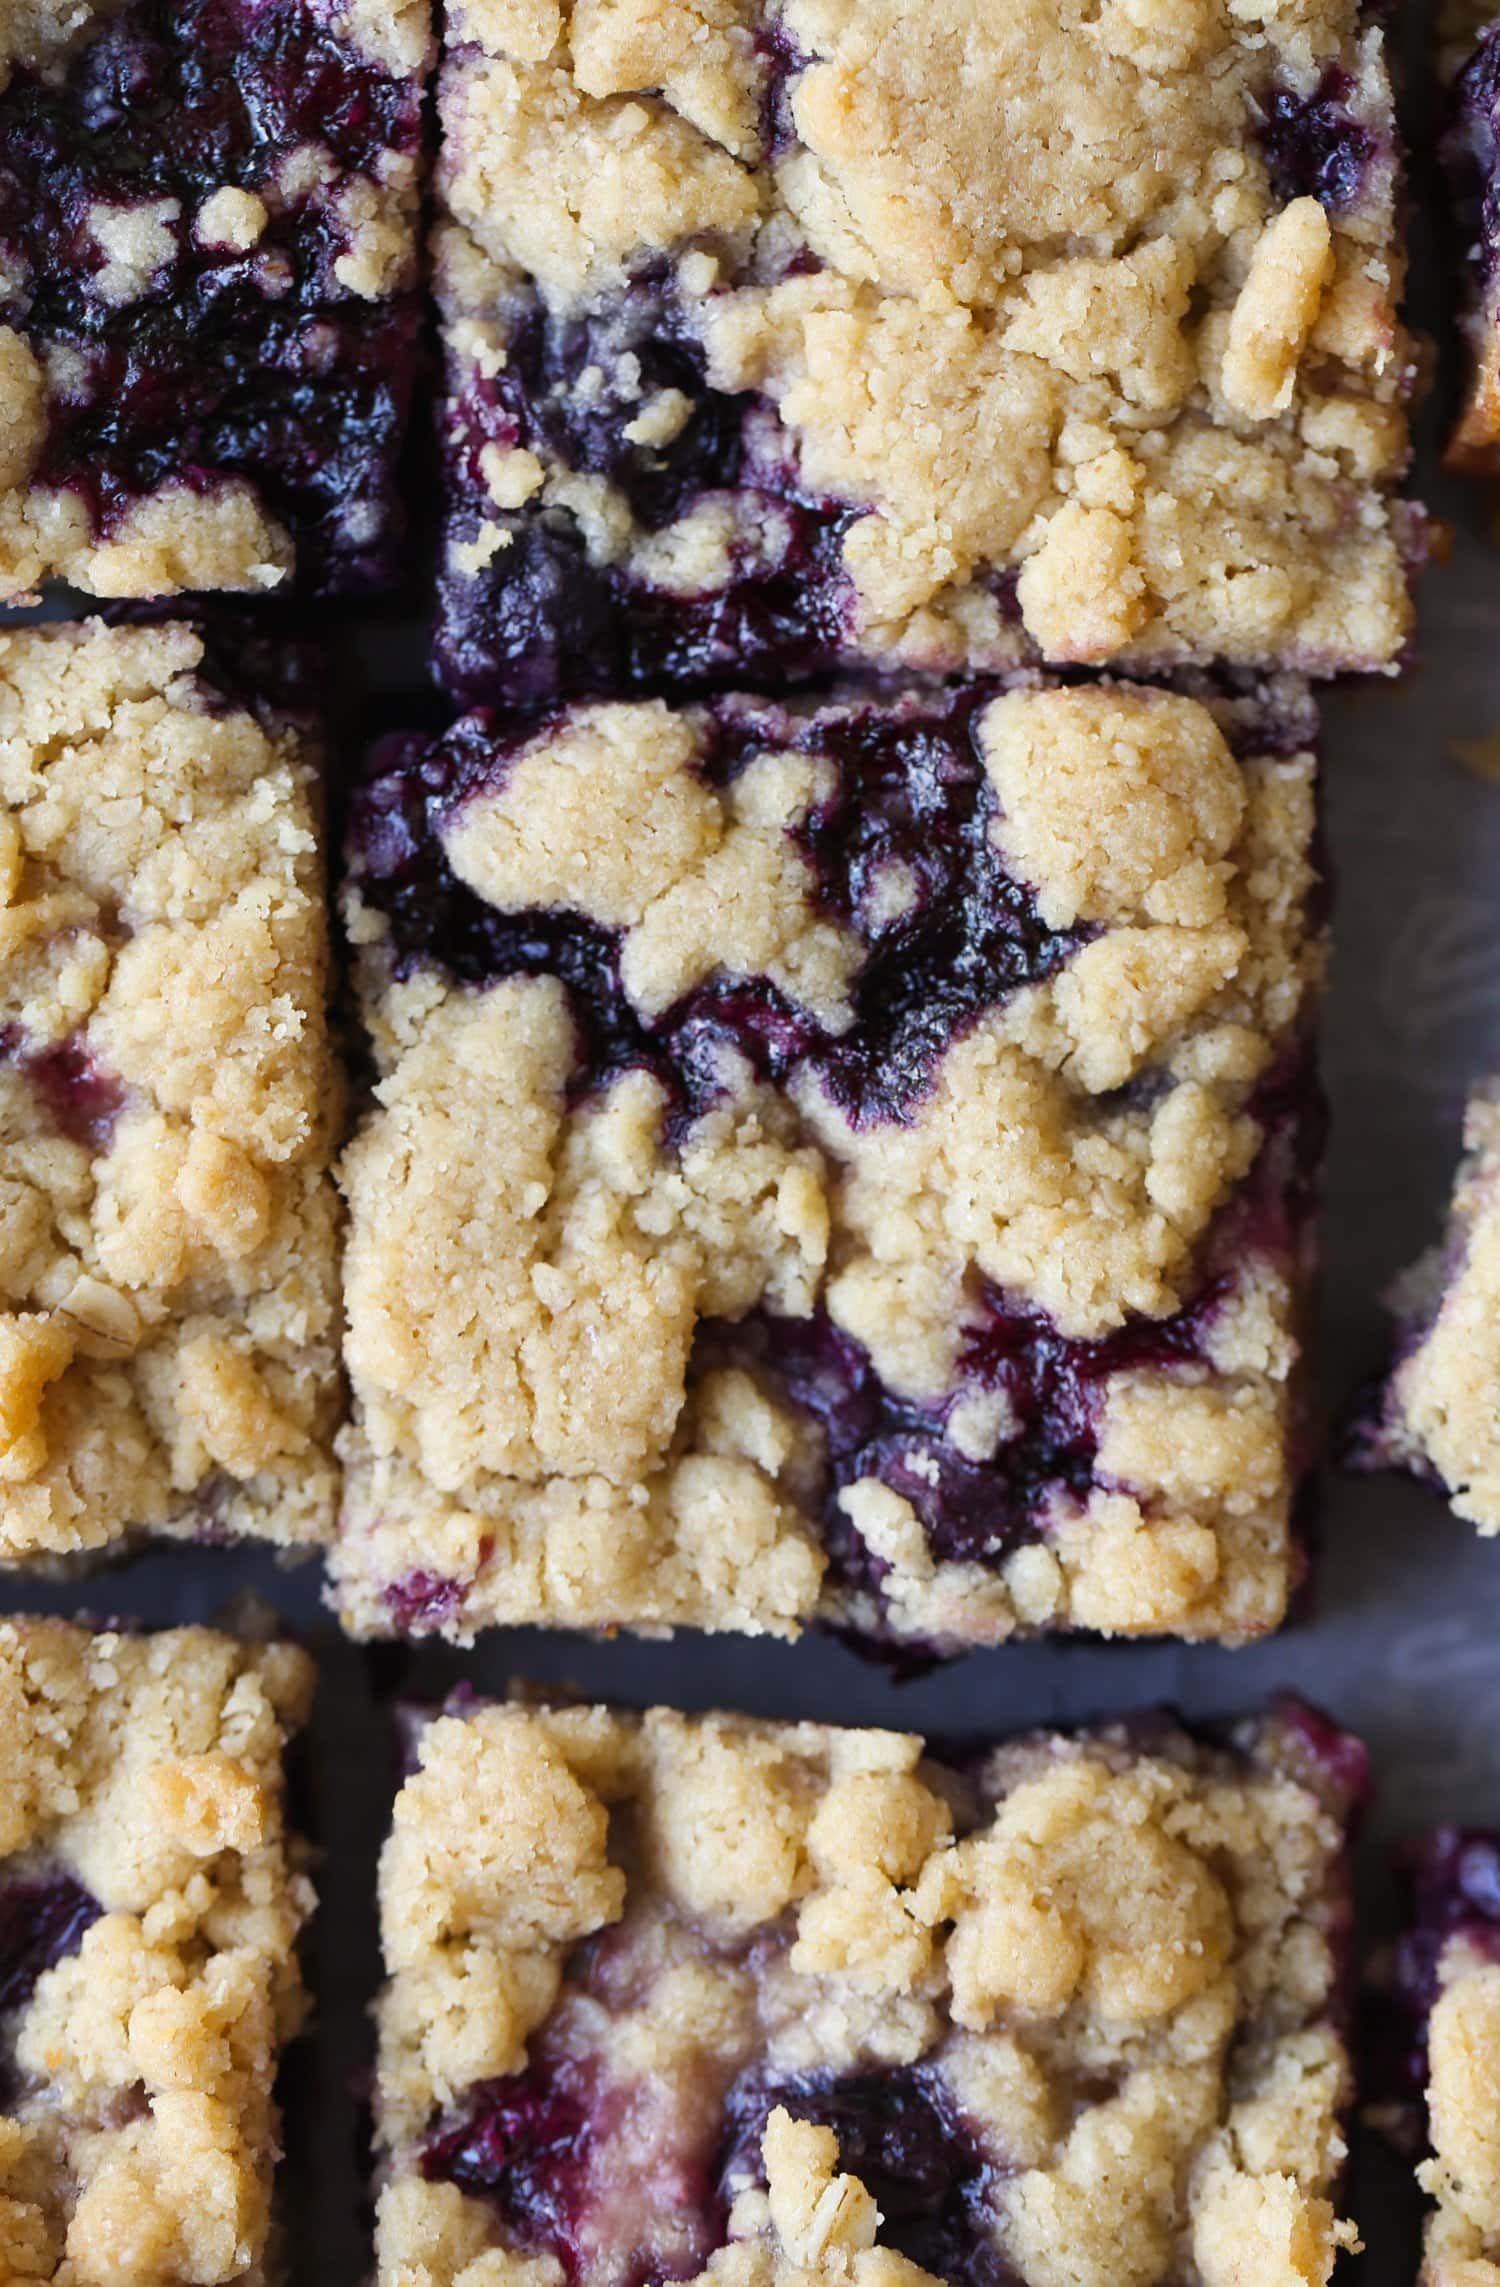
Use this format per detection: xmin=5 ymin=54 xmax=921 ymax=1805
xmin=1256 ymin=66 xmax=1377 ymax=213
xmin=423 ymin=2057 xmax=602 ymax=2263
xmin=728 ymin=1267 xmax=1232 ymax=1599
xmin=422 ymin=2045 xmax=727 ymax=2287
xmin=0 ymin=1872 xmax=102 ymax=2021
xmin=0 ymin=0 xmax=425 ymax=591
xmin=755 ymin=23 xmax=814 ymax=161
xmin=721 ymin=2067 xmax=1016 ymax=2287
xmin=698 ymin=1064 xmax=1315 ymax=1618
xmin=347 ymin=690 xmax=1088 ymax=1133
xmin=1446 ymin=27 xmax=1500 ymax=298
xmin=1263 ymin=1696 xmax=1372 ymax=1821
xmin=381 ymin=1568 xmax=470 ymax=1637
xmin=0 ymin=1028 xmax=125 ymax=1152
xmin=1385 ymin=1830 xmax=1500 ymax=2098
xmin=433 ymin=270 xmax=863 ymax=708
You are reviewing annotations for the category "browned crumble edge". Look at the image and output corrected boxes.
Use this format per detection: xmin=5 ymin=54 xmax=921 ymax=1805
xmin=0 ymin=617 xmax=342 ymax=1567
xmin=374 ymin=1692 xmax=1365 ymax=2287
xmin=0 ymin=1615 xmax=316 ymax=2287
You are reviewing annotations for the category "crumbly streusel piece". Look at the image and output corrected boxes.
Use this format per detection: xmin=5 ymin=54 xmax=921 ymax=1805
xmin=0 ymin=617 xmax=341 ymax=1564
xmin=1348 ymin=1083 xmax=1500 ymax=1532
xmin=432 ymin=0 xmax=1416 ymax=708
xmin=1380 ymin=1830 xmax=1500 ymax=2287
xmin=0 ymin=1616 xmax=315 ymax=2287
xmin=333 ymin=675 xmax=1325 ymax=1653
xmin=0 ymin=0 xmax=432 ymax=600
xmin=373 ymin=1693 xmax=1364 ymax=2287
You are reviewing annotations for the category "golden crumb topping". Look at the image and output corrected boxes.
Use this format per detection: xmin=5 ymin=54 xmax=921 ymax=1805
xmin=0 ymin=620 xmax=340 ymax=1563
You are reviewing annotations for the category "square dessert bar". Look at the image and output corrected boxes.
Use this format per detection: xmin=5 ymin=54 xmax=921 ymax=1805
xmin=1348 ymin=1082 xmax=1500 ymax=1532
xmin=333 ymin=673 xmax=1326 ymax=1654
xmin=0 ymin=0 xmax=432 ymax=600
xmin=1441 ymin=8 xmax=1500 ymax=474
xmin=0 ymin=618 xmax=341 ymax=1564
xmin=1384 ymin=1830 xmax=1500 ymax=2287
xmin=0 ymin=1617 xmax=315 ymax=2287
xmin=432 ymin=0 xmax=1416 ymax=709
xmin=374 ymin=1693 xmax=1365 ymax=2287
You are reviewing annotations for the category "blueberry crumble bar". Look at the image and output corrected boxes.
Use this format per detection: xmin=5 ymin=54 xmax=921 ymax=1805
xmin=333 ymin=675 xmax=1325 ymax=1654
xmin=1381 ymin=1829 xmax=1500 ymax=2287
xmin=1442 ymin=6 xmax=1500 ymax=475
xmin=1347 ymin=1082 xmax=1500 ymax=1534
xmin=374 ymin=1692 xmax=1364 ymax=2287
xmin=0 ymin=618 xmax=341 ymax=1565
xmin=0 ymin=0 xmax=432 ymax=600
xmin=0 ymin=1616 xmax=315 ymax=2287
xmin=432 ymin=0 xmax=1415 ymax=709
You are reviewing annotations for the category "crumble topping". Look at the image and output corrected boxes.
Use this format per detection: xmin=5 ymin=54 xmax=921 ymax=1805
xmin=436 ymin=0 xmax=1414 ymax=700
xmin=333 ymin=678 xmax=1322 ymax=1650
xmin=0 ymin=1617 xmax=314 ymax=2287
xmin=374 ymin=1698 xmax=1360 ymax=2287
xmin=1351 ymin=1084 xmax=1500 ymax=1534
xmin=0 ymin=618 xmax=340 ymax=1564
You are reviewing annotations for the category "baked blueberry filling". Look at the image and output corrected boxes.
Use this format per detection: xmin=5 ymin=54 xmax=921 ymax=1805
xmin=347 ymin=694 xmax=1088 ymax=1133
xmin=1256 ymin=65 xmax=1377 ymax=212
xmin=451 ymin=278 xmax=746 ymax=531
xmin=435 ymin=478 xmax=857 ymax=710
xmin=0 ymin=0 xmax=424 ymax=589
xmin=1387 ymin=1830 xmax=1500 ymax=2098
xmin=1446 ymin=29 xmax=1500 ymax=297
xmin=434 ymin=270 xmax=864 ymax=707
xmin=422 ymin=2057 xmax=606 ymax=2269
xmin=720 ymin=2068 xmax=1013 ymax=2287
xmin=420 ymin=2050 xmax=1012 ymax=2287
xmin=726 ymin=1264 xmax=1233 ymax=1596
xmin=0 ymin=1873 xmax=101 ymax=2020
xmin=382 ymin=1569 xmax=472 ymax=1637
xmin=0 ymin=1028 xmax=125 ymax=1152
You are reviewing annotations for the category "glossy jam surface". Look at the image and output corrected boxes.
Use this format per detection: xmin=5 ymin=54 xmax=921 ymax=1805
xmin=722 ymin=2067 xmax=1014 ymax=2287
xmin=1257 ymin=66 xmax=1377 ymax=211
xmin=0 ymin=1872 xmax=102 ymax=2021
xmin=434 ymin=265 xmax=866 ymax=706
xmin=421 ymin=2046 xmax=1012 ymax=2285
xmin=0 ymin=0 xmax=424 ymax=589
